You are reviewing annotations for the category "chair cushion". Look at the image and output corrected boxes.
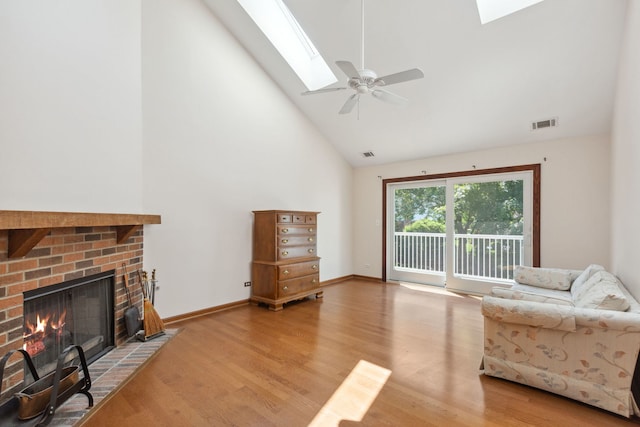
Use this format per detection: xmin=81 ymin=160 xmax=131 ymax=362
xmin=570 ymin=264 xmax=605 ymax=299
xmin=572 ymin=271 xmax=630 ymax=311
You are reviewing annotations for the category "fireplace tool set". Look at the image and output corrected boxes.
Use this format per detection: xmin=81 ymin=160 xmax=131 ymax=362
xmin=122 ymin=263 xmax=165 ymax=342
xmin=0 ymin=345 xmax=92 ymax=426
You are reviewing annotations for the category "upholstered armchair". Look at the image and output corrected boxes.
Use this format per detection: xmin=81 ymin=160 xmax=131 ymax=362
xmin=481 ymin=265 xmax=640 ymax=417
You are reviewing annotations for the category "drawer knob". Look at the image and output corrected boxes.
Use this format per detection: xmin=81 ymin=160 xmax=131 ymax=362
xmin=308 ymin=228 xmax=314 ymax=232
xmin=282 ymin=228 xmax=289 ymax=234
xmin=282 ymin=239 xmax=289 ymax=244
xmin=282 ymin=251 xmax=289 ymax=256
xmin=283 ymin=270 xmax=290 ymax=275
xmin=308 ymin=248 xmax=314 ymax=253
xmin=311 ymin=279 xmax=317 ymax=284
xmin=308 ymin=237 xmax=314 ymax=242
xmin=283 ymin=286 xmax=288 ymax=290
xmin=312 ymin=264 xmax=318 ymax=270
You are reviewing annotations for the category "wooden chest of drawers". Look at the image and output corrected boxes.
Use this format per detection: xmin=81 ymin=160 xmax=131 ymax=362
xmin=251 ymin=210 xmax=322 ymax=311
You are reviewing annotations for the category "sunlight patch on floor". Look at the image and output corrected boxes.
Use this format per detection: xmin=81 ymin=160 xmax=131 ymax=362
xmin=398 ymin=282 xmax=466 ymax=298
xmin=308 ymin=360 xmax=391 ymax=427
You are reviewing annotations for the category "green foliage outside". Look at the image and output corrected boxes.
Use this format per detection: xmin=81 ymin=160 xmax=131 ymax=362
xmin=404 ymin=218 xmax=446 ymax=233
xmin=453 ymin=180 xmax=523 ymax=235
xmin=395 ymin=180 xmax=523 ymax=235
xmin=394 ymin=186 xmax=445 ymax=232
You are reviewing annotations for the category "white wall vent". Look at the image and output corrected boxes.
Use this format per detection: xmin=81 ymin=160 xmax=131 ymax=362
xmin=362 ymin=151 xmax=375 ymax=158
xmin=531 ymin=117 xmax=558 ymax=130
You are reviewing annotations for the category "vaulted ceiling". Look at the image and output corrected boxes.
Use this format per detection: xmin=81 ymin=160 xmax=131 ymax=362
xmin=205 ymin=0 xmax=628 ymax=167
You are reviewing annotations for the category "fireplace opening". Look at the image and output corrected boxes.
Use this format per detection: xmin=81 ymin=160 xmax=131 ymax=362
xmin=23 ymin=270 xmax=115 ymax=378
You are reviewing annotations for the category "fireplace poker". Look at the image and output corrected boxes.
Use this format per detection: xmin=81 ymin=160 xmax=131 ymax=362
xmin=145 ymin=270 xmax=156 ymax=305
xmin=142 ymin=270 xmax=150 ymax=303
xmin=151 ymin=268 xmax=157 ymax=305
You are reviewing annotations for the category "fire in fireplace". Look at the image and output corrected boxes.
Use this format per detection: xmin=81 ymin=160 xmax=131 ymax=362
xmin=23 ymin=271 xmax=115 ymax=377
xmin=23 ymin=309 xmax=67 ymax=357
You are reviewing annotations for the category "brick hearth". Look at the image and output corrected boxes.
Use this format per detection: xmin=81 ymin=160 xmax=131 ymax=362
xmin=53 ymin=328 xmax=177 ymax=426
xmin=0 ymin=226 xmax=146 ymax=400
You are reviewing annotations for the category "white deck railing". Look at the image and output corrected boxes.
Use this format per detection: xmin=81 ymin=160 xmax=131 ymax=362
xmin=394 ymin=232 xmax=524 ymax=281
xmin=394 ymin=232 xmax=446 ymax=273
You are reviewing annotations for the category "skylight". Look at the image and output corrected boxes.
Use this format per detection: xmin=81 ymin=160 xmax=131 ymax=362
xmin=236 ymin=0 xmax=337 ymax=91
xmin=476 ymin=0 xmax=544 ymax=25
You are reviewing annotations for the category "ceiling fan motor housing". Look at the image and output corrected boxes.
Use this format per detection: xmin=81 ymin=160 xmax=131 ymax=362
xmin=349 ymin=68 xmax=378 ymax=93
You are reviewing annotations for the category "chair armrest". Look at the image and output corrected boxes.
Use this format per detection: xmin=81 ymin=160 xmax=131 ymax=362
xmin=482 ymin=296 xmax=576 ymax=331
xmin=572 ymin=306 xmax=640 ymax=331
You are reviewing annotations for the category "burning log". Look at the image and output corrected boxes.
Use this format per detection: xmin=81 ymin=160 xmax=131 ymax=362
xmin=23 ymin=334 xmax=46 ymax=357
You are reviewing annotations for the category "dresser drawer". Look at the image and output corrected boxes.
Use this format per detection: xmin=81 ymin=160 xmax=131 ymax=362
xmin=279 ymin=274 xmax=320 ymax=297
xmin=277 ymin=213 xmax=292 ymax=223
xmin=278 ymin=225 xmax=316 ymax=236
xmin=278 ymin=245 xmax=317 ymax=260
xmin=278 ymin=235 xmax=316 ymax=246
xmin=278 ymin=260 xmax=319 ymax=280
xmin=292 ymin=214 xmax=316 ymax=224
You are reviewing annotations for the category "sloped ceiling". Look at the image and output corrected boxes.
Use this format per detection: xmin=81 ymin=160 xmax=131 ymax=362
xmin=205 ymin=0 xmax=628 ymax=167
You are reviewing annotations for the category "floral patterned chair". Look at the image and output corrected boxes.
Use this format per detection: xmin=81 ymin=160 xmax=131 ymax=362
xmin=481 ymin=265 xmax=640 ymax=417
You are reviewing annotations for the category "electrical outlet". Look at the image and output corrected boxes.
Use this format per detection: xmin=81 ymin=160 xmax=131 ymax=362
xmin=364 ymin=264 xmax=370 ymax=269
xmin=244 ymin=281 xmax=251 ymax=287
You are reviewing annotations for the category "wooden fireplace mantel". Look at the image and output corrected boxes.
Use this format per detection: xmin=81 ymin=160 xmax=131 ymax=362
xmin=0 ymin=210 xmax=161 ymax=258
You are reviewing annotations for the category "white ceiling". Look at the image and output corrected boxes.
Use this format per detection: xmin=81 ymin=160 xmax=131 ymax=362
xmin=205 ymin=0 xmax=628 ymax=167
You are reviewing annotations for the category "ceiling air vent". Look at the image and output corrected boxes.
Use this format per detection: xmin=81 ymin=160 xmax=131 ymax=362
xmin=531 ymin=117 xmax=558 ymax=131
xmin=361 ymin=151 xmax=375 ymax=158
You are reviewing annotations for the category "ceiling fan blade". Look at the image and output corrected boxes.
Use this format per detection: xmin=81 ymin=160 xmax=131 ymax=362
xmin=339 ymin=94 xmax=359 ymax=114
xmin=371 ymin=89 xmax=408 ymax=106
xmin=374 ymin=68 xmax=424 ymax=87
xmin=336 ymin=61 xmax=360 ymax=79
xmin=301 ymin=87 xmax=347 ymax=96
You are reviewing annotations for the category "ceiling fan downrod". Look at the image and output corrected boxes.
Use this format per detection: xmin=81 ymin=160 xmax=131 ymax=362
xmin=361 ymin=0 xmax=365 ymax=70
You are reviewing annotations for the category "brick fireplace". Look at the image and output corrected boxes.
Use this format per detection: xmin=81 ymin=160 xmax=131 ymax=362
xmin=0 ymin=210 xmax=160 ymax=400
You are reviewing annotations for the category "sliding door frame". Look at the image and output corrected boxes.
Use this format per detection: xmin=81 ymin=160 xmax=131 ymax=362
xmin=381 ymin=164 xmax=541 ymax=282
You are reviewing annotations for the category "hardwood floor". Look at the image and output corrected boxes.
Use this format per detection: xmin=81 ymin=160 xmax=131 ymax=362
xmin=80 ymin=279 xmax=639 ymax=426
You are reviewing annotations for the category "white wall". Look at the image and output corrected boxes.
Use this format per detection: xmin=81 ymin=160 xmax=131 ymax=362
xmin=140 ymin=0 xmax=353 ymax=317
xmin=611 ymin=2 xmax=640 ymax=299
xmin=0 ymin=1 xmax=143 ymax=212
xmin=353 ymin=135 xmax=611 ymax=278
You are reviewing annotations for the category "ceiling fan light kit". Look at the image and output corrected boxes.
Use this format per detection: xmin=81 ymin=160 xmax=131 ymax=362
xmin=301 ymin=0 xmax=424 ymax=115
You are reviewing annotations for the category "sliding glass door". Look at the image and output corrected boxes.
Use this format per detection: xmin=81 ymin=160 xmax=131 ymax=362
xmin=386 ymin=169 xmax=534 ymax=294
xmin=445 ymin=172 xmax=532 ymax=294
xmin=387 ymin=181 xmax=446 ymax=285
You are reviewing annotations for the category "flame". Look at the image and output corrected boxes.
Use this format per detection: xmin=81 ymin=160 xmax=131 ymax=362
xmin=22 ymin=310 xmax=67 ymax=356
xmin=25 ymin=313 xmax=51 ymax=335
xmin=52 ymin=310 xmax=66 ymax=336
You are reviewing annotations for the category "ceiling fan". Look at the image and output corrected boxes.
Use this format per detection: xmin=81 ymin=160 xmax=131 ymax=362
xmin=301 ymin=0 xmax=424 ymax=115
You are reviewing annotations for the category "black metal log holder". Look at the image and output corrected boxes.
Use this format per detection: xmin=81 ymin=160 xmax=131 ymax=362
xmin=0 ymin=345 xmax=93 ymax=426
